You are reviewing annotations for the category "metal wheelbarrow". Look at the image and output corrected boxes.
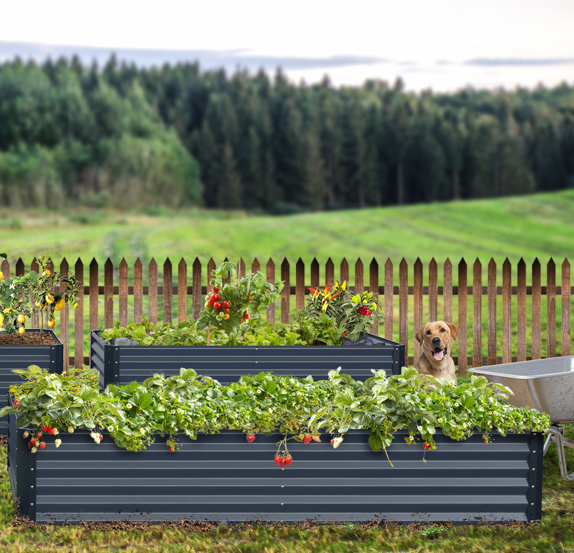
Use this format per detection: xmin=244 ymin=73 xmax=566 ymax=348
xmin=469 ymin=356 xmax=574 ymax=481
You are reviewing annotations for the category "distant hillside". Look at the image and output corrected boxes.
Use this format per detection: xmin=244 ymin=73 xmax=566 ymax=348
xmin=1 ymin=190 xmax=573 ymax=280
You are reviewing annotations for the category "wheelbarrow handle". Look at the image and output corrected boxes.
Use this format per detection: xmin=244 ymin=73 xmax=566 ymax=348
xmin=544 ymin=426 xmax=574 ymax=481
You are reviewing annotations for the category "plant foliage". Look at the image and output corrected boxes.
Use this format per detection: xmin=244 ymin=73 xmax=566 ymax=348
xmin=2 ymin=365 xmax=550 ymax=464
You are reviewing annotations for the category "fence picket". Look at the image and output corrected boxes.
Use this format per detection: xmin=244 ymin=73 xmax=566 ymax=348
xmin=310 ymin=258 xmax=319 ymax=289
xmin=134 ymin=258 xmax=143 ymax=324
xmin=547 ymin=259 xmax=556 ymax=358
xmin=104 ymin=258 xmax=114 ymax=329
xmin=429 ymin=258 xmax=438 ymax=322
xmin=502 ymin=258 xmax=511 ymax=364
xmin=368 ymin=258 xmax=378 ymax=335
xmin=192 ymin=258 xmax=202 ymax=320
xmin=443 ymin=258 xmax=452 ymax=323
xmin=0 ymin=258 xmax=9 ymax=278
xmin=148 ymin=259 xmax=158 ymax=325
xmin=413 ymin=258 xmax=423 ymax=361
xmin=295 ymin=258 xmax=305 ymax=310
xmin=562 ymin=259 xmax=571 ymax=357
xmin=399 ymin=258 xmax=409 ymax=362
xmin=178 ymin=258 xmax=187 ymax=323
xmin=326 ymin=258 xmax=334 ymax=285
xmin=74 ymin=258 xmax=84 ymax=369
xmin=119 ymin=258 xmax=128 ymax=327
xmin=384 ymin=258 xmax=393 ymax=341
xmin=458 ymin=259 xmax=468 ymax=374
xmin=252 ymin=258 xmax=261 ymax=274
xmin=355 ymin=258 xmax=364 ymax=294
xmin=237 ymin=258 xmax=246 ymax=280
xmin=472 ymin=259 xmax=482 ymax=368
xmin=89 ymin=259 xmax=98 ymax=331
xmin=163 ymin=258 xmax=173 ymax=324
xmin=266 ymin=258 xmax=276 ymax=323
xmin=517 ymin=259 xmax=527 ymax=362
xmin=16 ymin=258 xmax=24 ymax=276
xmin=487 ymin=258 xmax=497 ymax=365
xmin=532 ymin=258 xmax=541 ymax=360
xmin=281 ymin=258 xmax=290 ymax=324
xmin=340 ymin=258 xmax=349 ymax=284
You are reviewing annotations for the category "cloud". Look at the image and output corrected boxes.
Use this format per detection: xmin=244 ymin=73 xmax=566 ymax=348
xmin=465 ymin=58 xmax=574 ymax=67
xmin=0 ymin=41 xmax=388 ymax=71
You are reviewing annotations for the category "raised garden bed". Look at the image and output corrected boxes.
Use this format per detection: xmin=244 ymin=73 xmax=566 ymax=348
xmin=7 ymin=415 xmax=543 ymax=524
xmin=0 ymin=330 xmax=63 ymax=434
xmin=90 ymin=330 xmax=405 ymax=388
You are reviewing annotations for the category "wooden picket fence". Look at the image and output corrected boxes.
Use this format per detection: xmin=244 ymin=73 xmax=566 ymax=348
xmin=1 ymin=256 xmax=572 ymax=373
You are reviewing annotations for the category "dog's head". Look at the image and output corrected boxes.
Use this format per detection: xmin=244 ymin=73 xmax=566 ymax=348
xmin=415 ymin=321 xmax=459 ymax=363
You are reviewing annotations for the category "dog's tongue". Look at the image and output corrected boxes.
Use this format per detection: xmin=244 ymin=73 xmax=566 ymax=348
xmin=433 ymin=350 xmax=445 ymax=361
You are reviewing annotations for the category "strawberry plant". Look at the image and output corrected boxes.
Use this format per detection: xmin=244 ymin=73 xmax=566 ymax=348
xmin=2 ymin=364 xmax=550 ymax=468
xmin=197 ymin=261 xmax=283 ymax=334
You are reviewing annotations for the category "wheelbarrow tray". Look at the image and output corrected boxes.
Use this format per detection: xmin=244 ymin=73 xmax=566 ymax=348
xmin=469 ymin=356 xmax=574 ymax=424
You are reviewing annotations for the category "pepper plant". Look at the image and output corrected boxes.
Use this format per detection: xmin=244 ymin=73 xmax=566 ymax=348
xmin=2 ymin=365 xmax=550 ymax=468
xmin=304 ymin=280 xmax=383 ymax=342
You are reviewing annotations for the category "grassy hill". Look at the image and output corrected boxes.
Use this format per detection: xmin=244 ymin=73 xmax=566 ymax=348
xmin=1 ymin=190 xmax=573 ymax=280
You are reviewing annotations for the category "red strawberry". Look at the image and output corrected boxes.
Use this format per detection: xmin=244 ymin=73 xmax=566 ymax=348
xmin=30 ymin=438 xmax=36 ymax=446
xmin=303 ymin=435 xmax=312 ymax=445
xmin=246 ymin=434 xmax=256 ymax=443
xmin=99 ymin=435 xmax=103 ymax=441
xmin=39 ymin=442 xmax=46 ymax=450
xmin=28 ymin=442 xmax=33 ymax=450
xmin=36 ymin=432 xmax=42 ymax=439
xmin=169 ymin=447 xmax=174 ymax=453
xmin=280 ymin=458 xmax=287 ymax=470
xmin=275 ymin=455 xmax=282 ymax=466
xmin=42 ymin=427 xmax=48 ymax=432
xmin=331 ymin=439 xmax=335 ymax=445
xmin=285 ymin=455 xmax=293 ymax=466
xmin=484 ymin=440 xmax=488 ymax=445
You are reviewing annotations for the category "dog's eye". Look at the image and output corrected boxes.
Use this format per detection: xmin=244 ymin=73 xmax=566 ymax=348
xmin=426 ymin=330 xmax=431 ymax=335
xmin=440 ymin=328 xmax=446 ymax=332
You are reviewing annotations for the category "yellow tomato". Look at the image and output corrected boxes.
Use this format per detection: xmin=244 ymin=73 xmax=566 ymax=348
xmin=57 ymin=299 xmax=65 ymax=309
xmin=18 ymin=327 xmax=25 ymax=335
xmin=0 ymin=313 xmax=3 ymax=327
xmin=45 ymin=294 xmax=54 ymax=304
xmin=222 ymin=314 xmax=230 ymax=320
xmin=35 ymin=300 xmax=42 ymax=307
xmin=47 ymin=319 xmax=56 ymax=328
xmin=73 ymin=302 xmax=79 ymax=309
xmin=42 ymin=270 xmax=51 ymax=277
xmin=17 ymin=314 xmax=25 ymax=324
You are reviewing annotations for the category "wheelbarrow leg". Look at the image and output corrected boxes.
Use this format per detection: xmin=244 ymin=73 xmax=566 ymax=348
xmin=543 ymin=433 xmax=553 ymax=456
xmin=547 ymin=426 xmax=574 ymax=481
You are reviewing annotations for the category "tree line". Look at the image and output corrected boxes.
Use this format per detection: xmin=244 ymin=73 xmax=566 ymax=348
xmin=0 ymin=55 xmax=573 ymax=212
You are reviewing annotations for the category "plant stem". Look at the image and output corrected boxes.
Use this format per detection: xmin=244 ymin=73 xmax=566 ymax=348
xmin=206 ymin=327 xmax=210 ymax=346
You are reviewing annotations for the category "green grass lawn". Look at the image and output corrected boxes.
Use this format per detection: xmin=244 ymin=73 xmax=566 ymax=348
xmin=1 ymin=426 xmax=573 ymax=552
xmin=1 ymin=190 xmax=574 ymax=275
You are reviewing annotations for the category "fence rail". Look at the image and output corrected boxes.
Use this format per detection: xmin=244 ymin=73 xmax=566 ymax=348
xmin=1 ymin=256 xmax=572 ymax=374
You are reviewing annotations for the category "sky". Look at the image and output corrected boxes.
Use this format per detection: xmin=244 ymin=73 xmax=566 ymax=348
xmin=1 ymin=0 xmax=573 ymax=92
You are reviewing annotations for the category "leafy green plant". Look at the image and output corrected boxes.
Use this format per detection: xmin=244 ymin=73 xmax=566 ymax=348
xmin=0 ymin=271 xmax=36 ymax=337
xmin=1 ymin=365 xmax=550 ymax=467
xmin=304 ymin=281 xmax=383 ymax=342
xmin=101 ymin=315 xmax=343 ymax=347
xmin=197 ymin=261 xmax=283 ymax=334
xmin=419 ymin=526 xmax=444 ymax=538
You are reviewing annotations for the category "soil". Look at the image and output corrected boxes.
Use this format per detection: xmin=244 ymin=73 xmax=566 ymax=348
xmin=0 ymin=332 xmax=59 ymax=346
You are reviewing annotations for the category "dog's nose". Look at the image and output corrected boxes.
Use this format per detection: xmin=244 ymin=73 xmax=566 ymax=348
xmin=431 ymin=337 xmax=441 ymax=345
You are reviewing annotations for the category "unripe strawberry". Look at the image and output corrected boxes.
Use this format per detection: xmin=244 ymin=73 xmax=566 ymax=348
xmin=31 ymin=447 xmax=37 ymax=454
xmin=90 ymin=432 xmax=96 ymax=439
xmin=67 ymin=426 xmax=74 ymax=433
xmin=55 ymin=439 xmax=62 ymax=448
xmin=312 ymin=436 xmax=321 ymax=443
xmin=94 ymin=437 xmax=101 ymax=444
xmin=23 ymin=431 xmax=29 ymax=439
xmin=51 ymin=428 xmax=59 ymax=436
xmin=333 ymin=441 xmax=341 ymax=449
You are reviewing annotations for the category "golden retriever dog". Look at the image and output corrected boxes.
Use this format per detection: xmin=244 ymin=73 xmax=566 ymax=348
xmin=415 ymin=321 xmax=459 ymax=384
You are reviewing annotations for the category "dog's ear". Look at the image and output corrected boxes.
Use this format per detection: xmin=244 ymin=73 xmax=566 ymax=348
xmin=446 ymin=322 xmax=460 ymax=340
xmin=415 ymin=325 xmax=426 ymax=344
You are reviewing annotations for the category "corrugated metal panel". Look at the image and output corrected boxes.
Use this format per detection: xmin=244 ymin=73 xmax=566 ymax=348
xmin=90 ymin=331 xmax=405 ymax=388
xmin=9 ymin=423 xmax=542 ymax=524
xmin=0 ymin=330 xmax=62 ymax=434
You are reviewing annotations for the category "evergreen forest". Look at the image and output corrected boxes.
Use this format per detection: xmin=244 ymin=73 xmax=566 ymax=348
xmin=0 ymin=55 xmax=573 ymax=212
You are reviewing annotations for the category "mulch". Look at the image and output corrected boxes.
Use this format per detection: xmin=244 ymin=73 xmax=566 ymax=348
xmin=0 ymin=332 xmax=59 ymax=346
